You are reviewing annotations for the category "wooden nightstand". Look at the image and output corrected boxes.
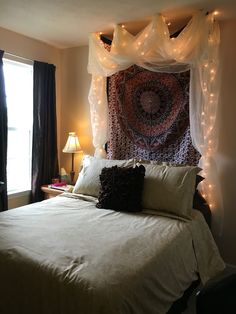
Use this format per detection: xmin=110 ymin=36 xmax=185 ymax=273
xmin=41 ymin=185 xmax=65 ymax=199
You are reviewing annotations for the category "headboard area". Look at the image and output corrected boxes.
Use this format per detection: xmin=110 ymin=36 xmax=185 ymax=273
xmin=101 ymin=37 xmax=210 ymax=228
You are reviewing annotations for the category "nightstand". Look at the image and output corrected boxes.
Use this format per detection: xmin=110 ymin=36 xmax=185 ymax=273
xmin=41 ymin=185 xmax=65 ymax=199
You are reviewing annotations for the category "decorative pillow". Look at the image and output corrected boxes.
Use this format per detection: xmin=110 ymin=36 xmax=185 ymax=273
xmin=96 ymin=165 xmax=146 ymax=212
xmin=73 ymin=155 xmax=134 ymax=197
xmin=142 ymin=164 xmax=201 ymax=219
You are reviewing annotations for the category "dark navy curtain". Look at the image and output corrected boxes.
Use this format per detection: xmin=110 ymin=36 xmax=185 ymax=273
xmin=31 ymin=61 xmax=59 ymax=202
xmin=0 ymin=50 xmax=8 ymax=211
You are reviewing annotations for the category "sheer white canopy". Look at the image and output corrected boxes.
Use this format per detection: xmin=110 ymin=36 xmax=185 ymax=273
xmin=87 ymin=11 xmax=220 ymax=213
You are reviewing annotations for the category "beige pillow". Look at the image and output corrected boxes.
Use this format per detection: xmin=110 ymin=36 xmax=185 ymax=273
xmin=142 ymin=164 xmax=201 ymax=219
xmin=73 ymin=155 xmax=134 ymax=197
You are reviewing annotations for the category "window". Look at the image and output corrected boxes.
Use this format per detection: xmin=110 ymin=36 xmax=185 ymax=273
xmin=3 ymin=57 xmax=33 ymax=194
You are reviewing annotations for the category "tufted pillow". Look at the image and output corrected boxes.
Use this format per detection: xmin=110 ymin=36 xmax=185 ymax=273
xmin=73 ymin=155 xmax=134 ymax=197
xmin=96 ymin=165 xmax=146 ymax=212
xmin=142 ymin=164 xmax=201 ymax=219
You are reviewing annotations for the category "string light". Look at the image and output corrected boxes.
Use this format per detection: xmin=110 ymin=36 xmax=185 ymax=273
xmin=201 ymin=54 xmax=217 ymax=210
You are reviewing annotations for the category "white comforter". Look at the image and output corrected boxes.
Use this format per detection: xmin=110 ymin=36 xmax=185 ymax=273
xmin=0 ymin=194 xmax=225 ymax=314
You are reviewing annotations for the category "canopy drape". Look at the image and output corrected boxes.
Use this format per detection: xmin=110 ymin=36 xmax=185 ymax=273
xmin=87 ymin=11 xmax=221 ymax=217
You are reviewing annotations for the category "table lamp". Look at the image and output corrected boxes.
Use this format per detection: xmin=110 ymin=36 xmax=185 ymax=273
xmin=62 ymin=132 xmax=82 ymax=184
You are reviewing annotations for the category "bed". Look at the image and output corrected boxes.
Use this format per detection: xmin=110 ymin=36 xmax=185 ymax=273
xmin=0 ymin=157 xmax=225 ymax=314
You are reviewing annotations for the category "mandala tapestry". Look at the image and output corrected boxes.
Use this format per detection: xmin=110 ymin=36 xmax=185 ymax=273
xmin=107 ymin=65 xmax=200 ymax=165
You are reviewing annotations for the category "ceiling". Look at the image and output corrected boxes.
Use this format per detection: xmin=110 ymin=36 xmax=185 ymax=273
xmin=0 ymin=0 xmax=235 ymax=49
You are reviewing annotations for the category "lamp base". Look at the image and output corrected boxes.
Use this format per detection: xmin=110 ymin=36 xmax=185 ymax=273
xmin=70 ymin=171 xmax=75 ymax=185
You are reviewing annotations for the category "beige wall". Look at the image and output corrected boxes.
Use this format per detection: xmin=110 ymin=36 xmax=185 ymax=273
xmin=8 ymin=192 xmax=31 ymax=210
xmin=215 ymin=19 xmax=236 ymax=265
xmin=60 ymin=46 xmax=93 ymax=181
xmin=0 ymin=27 xmax=62 ymax=208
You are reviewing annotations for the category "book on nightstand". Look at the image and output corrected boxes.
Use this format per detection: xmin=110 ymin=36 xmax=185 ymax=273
xmin=48 ymin=183 xmax=74 ymax=193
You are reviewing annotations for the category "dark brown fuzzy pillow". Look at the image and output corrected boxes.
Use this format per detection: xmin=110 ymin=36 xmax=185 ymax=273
xmin=96 ymin=165 xmax=145 ymax=212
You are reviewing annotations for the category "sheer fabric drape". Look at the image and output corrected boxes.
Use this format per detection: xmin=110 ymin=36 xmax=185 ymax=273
xmin=87 ymin=11 xmax=220 ymax=214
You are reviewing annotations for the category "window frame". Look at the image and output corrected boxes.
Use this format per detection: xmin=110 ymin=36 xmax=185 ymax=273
xmin=3 ymin=54 xmax=33 ymax=196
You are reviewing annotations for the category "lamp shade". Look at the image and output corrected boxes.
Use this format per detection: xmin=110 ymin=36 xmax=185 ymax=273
xmin=62 ymin=132 xmax=82 ymax=153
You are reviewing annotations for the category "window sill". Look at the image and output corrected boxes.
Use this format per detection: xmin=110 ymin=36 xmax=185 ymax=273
xmin=8 ymin=190 xmax=31 ymax=200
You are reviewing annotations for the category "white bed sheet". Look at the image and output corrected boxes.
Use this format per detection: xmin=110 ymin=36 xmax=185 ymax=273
xmin=0 ymin=193 xmax=225 ymax=314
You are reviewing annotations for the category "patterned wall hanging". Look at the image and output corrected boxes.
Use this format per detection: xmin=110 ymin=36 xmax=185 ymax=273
xmin=107 ymin=65 xmax=200 ymax=165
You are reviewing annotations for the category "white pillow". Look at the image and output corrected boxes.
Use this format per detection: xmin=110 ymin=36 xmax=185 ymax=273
xmin=73 ymin=155 xmax=134 ymax=197
xmin=142 ymin=164 xmax=201 ymax=219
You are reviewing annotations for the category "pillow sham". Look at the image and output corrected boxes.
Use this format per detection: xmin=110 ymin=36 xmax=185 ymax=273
xmin=96 ymin=165 xmax=145 ymax=212
xmin=142 ymin=164 xmax=201 ymax=219
xmin=73 ymin=155 xmax=134 ymax=197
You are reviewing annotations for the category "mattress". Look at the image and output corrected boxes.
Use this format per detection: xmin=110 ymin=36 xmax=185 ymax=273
xmin=0 ymin=193 xmax=225 ymax=314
